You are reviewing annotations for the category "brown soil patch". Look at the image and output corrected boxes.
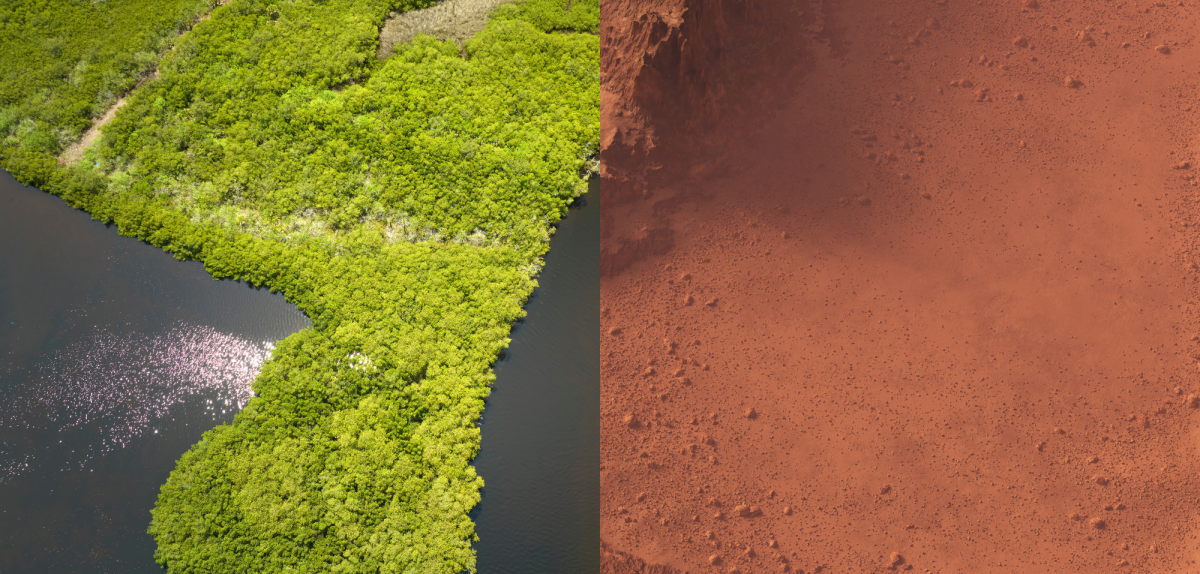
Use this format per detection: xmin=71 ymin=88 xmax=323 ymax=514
xmin=601 ymin=0 xmax=1200 ymax=572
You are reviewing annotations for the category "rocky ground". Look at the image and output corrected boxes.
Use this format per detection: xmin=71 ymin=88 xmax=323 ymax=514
xmin=600 ymin=0 xmax=1200 ymax=572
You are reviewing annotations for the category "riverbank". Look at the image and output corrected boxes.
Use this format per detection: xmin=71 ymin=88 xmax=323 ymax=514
xmin=1 ymin=0 xmax=597 ymax=571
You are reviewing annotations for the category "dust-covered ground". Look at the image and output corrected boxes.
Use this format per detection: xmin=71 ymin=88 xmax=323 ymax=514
xmin=600 ymin=0 xmax=1200 ymax=572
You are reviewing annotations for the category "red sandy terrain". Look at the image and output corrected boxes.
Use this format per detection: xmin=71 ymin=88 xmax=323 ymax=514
xmin=600 ymin=0 xmax=1200 ymax=572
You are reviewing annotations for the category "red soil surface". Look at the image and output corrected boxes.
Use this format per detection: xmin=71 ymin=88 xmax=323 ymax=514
xmin=600 ymin=0 xmax=1200 ymax=572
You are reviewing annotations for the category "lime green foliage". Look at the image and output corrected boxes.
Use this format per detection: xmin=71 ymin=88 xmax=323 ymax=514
xmin=491 ymin=0 xmax=598 ymax=33
xmin=0 ymin=0 xmax=597 ymax=571
xmin=95 ymin=0 xmax=598 ymax=255
xmin=0 ymin=0 xmax=214 ymax=154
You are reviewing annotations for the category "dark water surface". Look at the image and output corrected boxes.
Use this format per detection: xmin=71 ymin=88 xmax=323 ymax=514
xmin=0 ymin=170 xmax=310 ymax=572
xmin=0 ymin=170 xmax=598 ymax=573
xmin=472 ymin=180 xmax=599 ymax=573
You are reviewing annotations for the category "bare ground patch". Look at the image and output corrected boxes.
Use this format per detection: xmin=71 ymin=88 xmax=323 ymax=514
xmin=376 ymin=0 xmax=517 ymax=58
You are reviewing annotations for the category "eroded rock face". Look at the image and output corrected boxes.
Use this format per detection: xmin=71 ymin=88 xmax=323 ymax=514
xmin=601 ymin=0 xmax=1200 ymax=571
xmin=600 ymin=0 xmax=814 ymax=199
xmin=599 ymin=0 xmax=814 ymax=279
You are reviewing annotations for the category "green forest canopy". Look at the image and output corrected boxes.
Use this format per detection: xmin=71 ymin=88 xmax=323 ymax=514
xmin=0 ymin=0 xmax=597 ymax=571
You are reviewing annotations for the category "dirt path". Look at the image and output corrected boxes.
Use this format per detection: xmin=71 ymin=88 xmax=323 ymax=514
xmin=58 ymin=0 xmax=230 ymax=167
xmin=601 ymin=0 xmax=1200 ymax=572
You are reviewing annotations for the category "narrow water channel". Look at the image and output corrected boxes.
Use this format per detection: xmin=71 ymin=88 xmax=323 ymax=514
xmin=0 ymin=172 xmax=598 ymax=572
xmin=472 ymin=179 xmax=599 ymax=573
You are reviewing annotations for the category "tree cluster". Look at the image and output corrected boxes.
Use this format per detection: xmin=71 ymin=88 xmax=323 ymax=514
xmin=0 ymin=0 xmax=597 ymax=571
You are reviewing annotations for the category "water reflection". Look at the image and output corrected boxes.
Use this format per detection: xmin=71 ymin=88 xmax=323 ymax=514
xmin=0 ymin=323 xmax=273 ymax=481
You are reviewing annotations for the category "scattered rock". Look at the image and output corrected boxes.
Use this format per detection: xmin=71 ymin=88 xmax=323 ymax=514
xmin=1064 ymin=76 xmax=1083 ymax=88
xmin=1178 ymin=161 xmax=1193 ymax=170
xmin=608 ymin=327 xmax=622 ymax=336
xmin=856 ymin=195 xmax=872 ymax=206
xmin=880 ymin=484 xmax=892 ymax=495
xmin=1120 ymin=41 xmax=1131 ymax=48
xmin=705 ymin=298 xmax=717 ymax=307
xmin=709 ymin=554 xmax=722 ymax=565
xmin=1054 ymin=427 xmax=1066 ymax=434
xmin=960 ymin=78 xmax=974 ymax=88
xmin=889 ymin=552 xmax=905 ymax=567
xmin=1090 ymin=517 xmax=1107 ymax=529
xmin=781 ymin=231 xmax=789 ymax=239
xmin=743 ymin=547 xmax=756 ymax=557
xmin=1077 ymin=31 xmax=1096 ymax=45
xmin=646 ymin=461 xmax=660 ymax=470
xmin=1092 ymin=474 xmax=1109 ymax=486
xmin=637 ymin=492 xmax=646 ymax=502
xmin=1116 ymin=558 xmax=1129 ymax=567
xmin=769 ymin=539 xmax=779 ymax=549
xmin=713 ymin=511 xmax=725 ymax=519
xmin=1036 ymin=441 xmax=1046 ymax=452
xmin=1156 ymin=44 xmax=1171 ymax=54
xmin=1022 ymin=0 xmax=1039 ymax=7
xmin=734 ymin=504 xmax=763 ymax=518
xmin=1013 ymin=36 xmax=1029 ymax=47
xmin=745 ymin=407 xmax=758 ymax=419
xmin=1014 ymin=92 xmax=1025 ymax=100
xmin=684 ymin=294 xmax=695 ymax=306
xmin=644 ymin=367 xmax=656 ymax=376
xmin=623 ymin=414 xmax=640 ymax=428
xmin=926 ymin=18 xmax=941 ymax=29
xmin=783 ymin=506 xmax=793 ymax=515
xmin=1070 ymin=512 xmax=1084 ymax=521
xmin=921 ymin=191 xmax=932 ymax=199
xmin=705 ymin=530 xmax=714 ymax=539
xmin=1186 ymin=394 xmax=1199 ymax=408
xmin=1087 ymin=456 xmax=1099 ymax=464
xmin=974 ymin=88 xmax=991 ymax=102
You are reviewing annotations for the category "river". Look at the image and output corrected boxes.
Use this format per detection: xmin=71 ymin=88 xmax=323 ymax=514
xmin=0 ymin=171 xmax=597 ymax=572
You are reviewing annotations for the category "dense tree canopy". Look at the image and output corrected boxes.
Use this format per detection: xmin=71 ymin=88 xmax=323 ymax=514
xmin=0 ymin=0 xmax=597 ymax=571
